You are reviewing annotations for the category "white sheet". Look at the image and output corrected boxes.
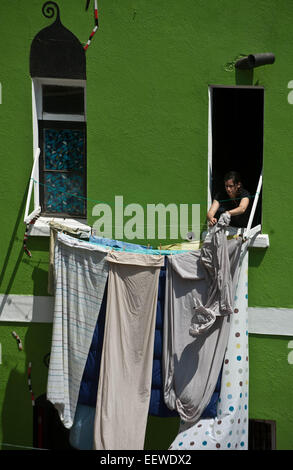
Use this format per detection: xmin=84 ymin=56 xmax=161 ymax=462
xmin=47 ymin=233 xmax=109 ymax=428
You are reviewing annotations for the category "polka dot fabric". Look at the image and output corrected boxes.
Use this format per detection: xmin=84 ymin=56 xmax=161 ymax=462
xmin=169 ymin=248 xmax=249 ymax=450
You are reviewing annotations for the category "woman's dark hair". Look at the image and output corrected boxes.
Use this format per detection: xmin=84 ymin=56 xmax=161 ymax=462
xmin=224 ymin=171 xmax=242 ymax=187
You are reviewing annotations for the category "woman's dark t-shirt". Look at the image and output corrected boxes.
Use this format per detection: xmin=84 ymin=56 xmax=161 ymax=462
xmin=214 ymin=188 xmax=252 ymax=228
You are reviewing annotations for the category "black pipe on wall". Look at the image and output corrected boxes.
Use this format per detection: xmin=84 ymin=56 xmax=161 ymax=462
xmin=235 ymin=53 xmax=275 ymax=70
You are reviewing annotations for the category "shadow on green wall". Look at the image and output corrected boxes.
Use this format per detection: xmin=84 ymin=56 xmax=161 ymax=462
xmin=1 ymin=320 xmax=180 ymax=450
xmin=1 ymin=364 xmax=31 ymax=450
xmin=235 ymin=69 xmax=254 ymax=86
xmin=0 ymin=181 xmax=29 ymax=295
xmin=1 ymin=323 xmax=52 ymax=450
xmin=0 ymin=173 xmax=50 ymax=303
xmin=249 ymin=247 xmax=268 ymax=267
xmin=25 ymin=252 xmax=51 ymax=296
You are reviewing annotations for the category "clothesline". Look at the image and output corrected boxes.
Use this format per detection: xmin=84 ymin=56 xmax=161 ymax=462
xmin=59 ymin=232 xmax=197 ymax=256
xmin=0 ymin=442 xmax=47 ymax=450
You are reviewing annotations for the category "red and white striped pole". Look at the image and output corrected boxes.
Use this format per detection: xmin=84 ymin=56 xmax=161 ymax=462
xmin=28 ymin=362 xmax=35 ymax=407
xmin=23 ymin=214 xmax=40 ymax=257
xmin=84 ymin=0 xmax=99 ymax=51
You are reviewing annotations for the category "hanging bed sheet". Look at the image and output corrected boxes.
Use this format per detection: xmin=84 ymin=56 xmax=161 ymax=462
xmin=94 ymin=250 xmax=164 ymax=450
xmin=46 ymin=233 xmax=109 ymax=429
xmin=168 ymin=240 xmax=250 ymax=450
xmin=163 ymin=213 xmax=242 ymax=424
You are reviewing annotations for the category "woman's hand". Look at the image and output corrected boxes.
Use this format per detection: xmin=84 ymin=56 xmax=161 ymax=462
xmin=207 ymin=215 xmax=218 ymax=226
xmin=207 ymin=200 xmax=220 ymax=226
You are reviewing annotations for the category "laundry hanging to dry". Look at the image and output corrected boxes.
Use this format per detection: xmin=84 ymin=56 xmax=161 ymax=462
xmin=46 ymin=213 xmax=244 ymax=450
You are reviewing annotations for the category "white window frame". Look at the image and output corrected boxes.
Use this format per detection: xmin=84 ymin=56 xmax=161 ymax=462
xmin=25 ymin=77 xmax=90 ymax=236
xmin=33 ymin=77 xmax=86 ymax=122
xmin=207 ymin=85 xmax=269 ymax=248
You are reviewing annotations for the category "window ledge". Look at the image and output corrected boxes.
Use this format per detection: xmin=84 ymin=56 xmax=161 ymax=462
xmin=202 ymin=225 xmax=269 ymax=248
xmin=249 ymin=233 xmax=269 ymax=248
xmin=29 ymin=216 xmax=92 ymax=237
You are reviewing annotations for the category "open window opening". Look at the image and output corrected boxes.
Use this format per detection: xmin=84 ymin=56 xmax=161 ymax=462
xmin=248 ymin=419 xmax=276 ymax=450
xmin=208 ymin=85 xmax=264 ymax=232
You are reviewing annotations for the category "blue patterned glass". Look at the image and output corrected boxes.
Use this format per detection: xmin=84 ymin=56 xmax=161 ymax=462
xmin=44 ymin=173 xmax=86 ymax=215
xmin=42 ymin=127 xmax=86 ymax=216
xmin=44 ymin=128 xmax=84 ymax=171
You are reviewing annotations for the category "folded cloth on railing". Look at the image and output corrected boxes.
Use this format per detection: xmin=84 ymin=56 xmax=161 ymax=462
xmin=48 ymin=221 xmax=91 ymax=295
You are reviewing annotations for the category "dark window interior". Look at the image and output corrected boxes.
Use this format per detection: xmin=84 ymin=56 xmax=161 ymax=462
xmin=42 ymin=85 xmax=84 ymax=115
xmin=249 ymin=419 xmax=276 ymax=450
xmin=210 ymin=86 xmax=264 ymax=227
xmin=33 ymin=394 xmax=74 ymax=450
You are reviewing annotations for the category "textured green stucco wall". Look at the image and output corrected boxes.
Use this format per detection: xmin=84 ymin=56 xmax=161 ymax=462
xmin=0 ymin=323 xmax=52 ymax=449
xmin=0 ymin=0 xmax=293 ymax=450
xmin=249 ymin=334 xmax=293 ymax=450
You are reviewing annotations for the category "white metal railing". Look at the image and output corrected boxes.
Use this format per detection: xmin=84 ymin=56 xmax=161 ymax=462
xmin=24 ymin=147 xmax=41 ymax=224
xmin=243 ymin=172 xmax=263 ymax=241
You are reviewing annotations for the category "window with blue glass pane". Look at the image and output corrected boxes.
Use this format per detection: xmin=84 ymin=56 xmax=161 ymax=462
xmin=41 ymin=125 xmax=86 ymax=217
xmin=44 ymin=129 xmax=84 ymax=171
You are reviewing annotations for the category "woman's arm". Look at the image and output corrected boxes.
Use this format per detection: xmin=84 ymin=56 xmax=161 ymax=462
xmin=207 ymin=199 xmax=220 ymax=226
xmin=226 ymin=197 xmax=249 ymax=217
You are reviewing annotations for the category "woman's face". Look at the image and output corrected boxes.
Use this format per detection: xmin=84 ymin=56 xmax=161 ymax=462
xmin=225 ymin=178 xmax=240 ymax=199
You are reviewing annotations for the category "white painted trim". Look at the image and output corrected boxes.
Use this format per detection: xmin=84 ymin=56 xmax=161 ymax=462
xmin=249 ymin=233 xmax=269 ymax=248
xmin=244 ymin=172 xmax=262 ymax=235
xmin=42 ymin=112 xmax=85 ymax=122
xmin=24 ymin=148 xmax=41 ymax=224
xmin=32 ymin=77 xmax=86 ymax=121
xmin=0 ymin=295 xmax=54 ymax=323
xmin=0 ymin=295 xmax=292 ymax=335
xmin=29 ymin=77 xmax=88 ymax=230
xmin=32 ymin=79 xmax=42 ymax=125
xmin=32 ymin=81 xmax=40 ymax=210
xmin=33 ymin=77 xmax=87 ymax=87
xmin=207 ymin=87 xmax=213 ymax=210
xmin=248 ymin=307 xmax=293 ymax=336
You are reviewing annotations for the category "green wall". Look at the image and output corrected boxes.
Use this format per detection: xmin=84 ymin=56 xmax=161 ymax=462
xmin=0 ymin=0 xmax=293 ymax=450
xmin=249 ymin=334 xmax=293 ymax=450
xmin=0 ymin=323 xmax=52 ymax=449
